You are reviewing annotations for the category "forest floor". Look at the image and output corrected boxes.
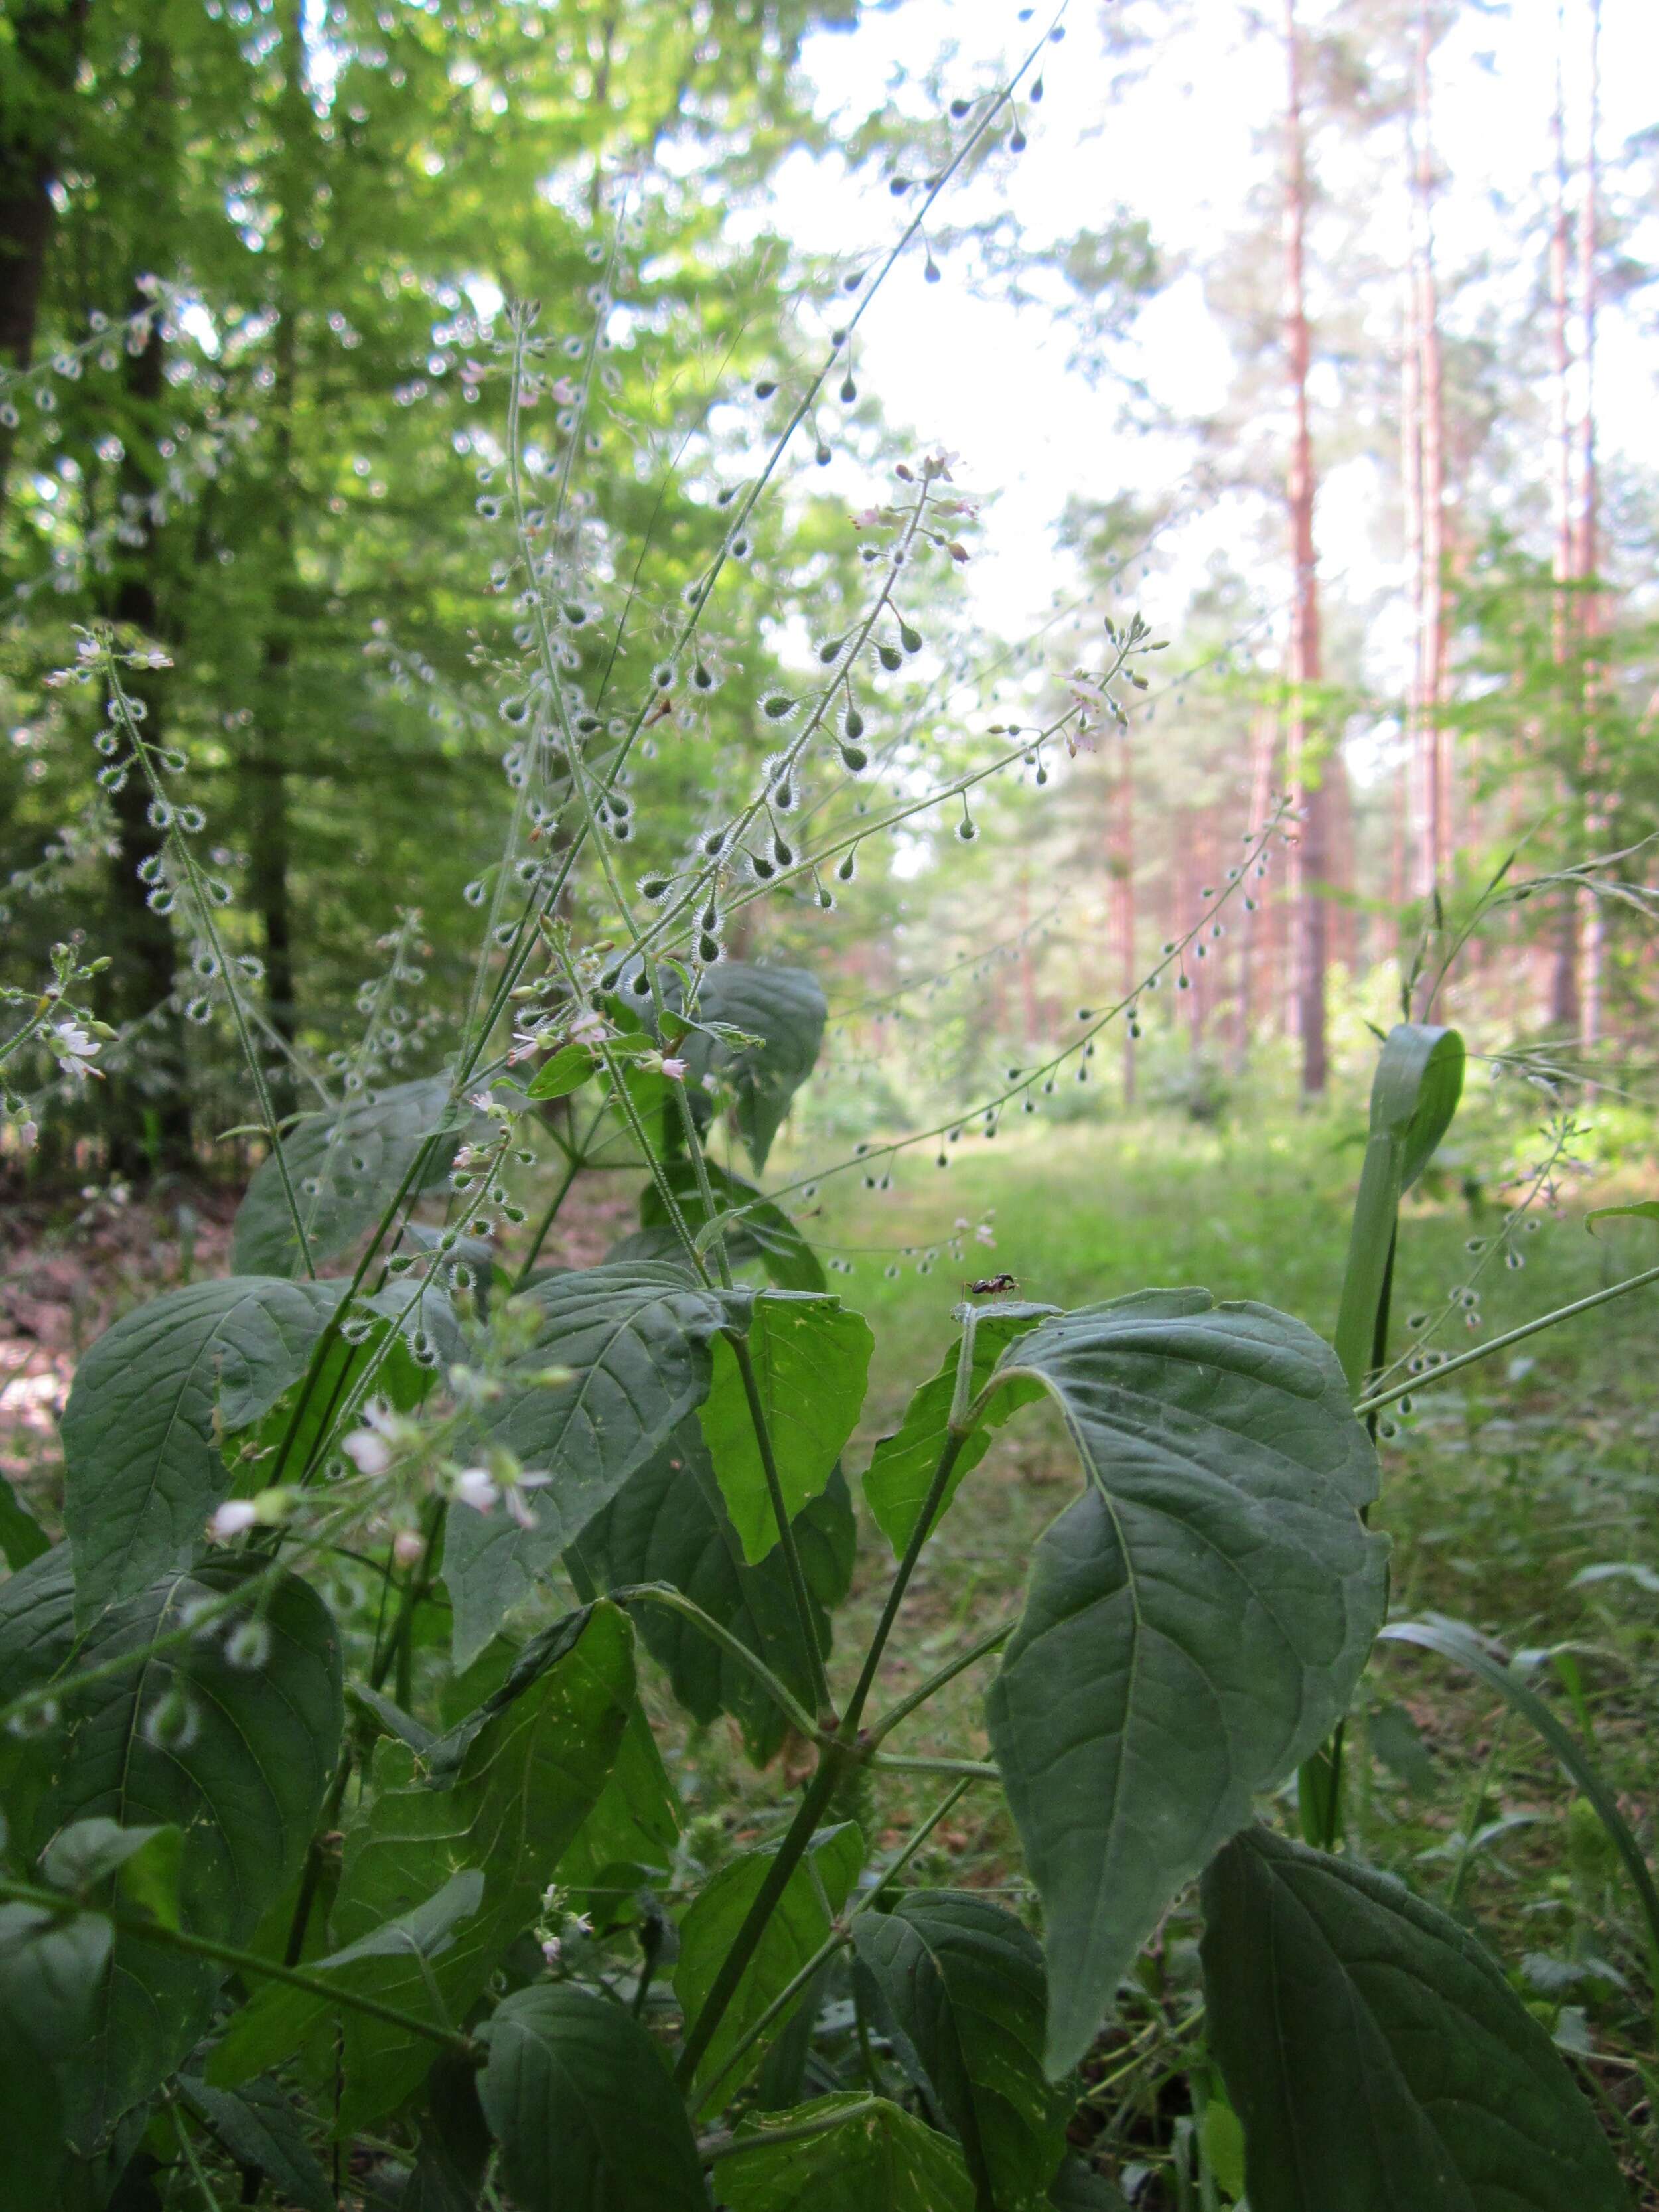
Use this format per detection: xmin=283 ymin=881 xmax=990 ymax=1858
xmin=5 ymin=1109 xmax=1659 ymax=2199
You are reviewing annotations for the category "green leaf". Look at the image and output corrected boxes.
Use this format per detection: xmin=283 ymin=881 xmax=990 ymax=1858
xmin=442 ymin=1262 xmax=747 ymax=1665
xmin=718 ymin=2094 xmax=975 ymax=2212
xmin=208 ymin=1867 xmax=485 ymax=2094
xmin=218 ymin=1601 xmax=635 ymax=2126
xmin=61 ymin=1276 xmax=341 ymax=1624
xmin=478 ymin=1983 xmax=707 ymax=2212
xmin=0 ymin=1476 xmax=48 ymax=1570
xmin=682 ymin=961 xmax=827 ymax=1170
xmin=675 ymin=1820 xmax=863 ymax=2116
xmin=863 ymin=1305 xmax=1053 ymax=1556
xmin=981 ymin=1291 xmax=1388 ymax=2075
xmin=698 ymin=1291 xmax=872 ymax=1564
xmin=642 ymin=1158 xmax=826 ymax=1291
xmin=0 ymin=1542 xmax=81 ymax=1844
xmin=40 ymin=1818 xmax=183 ymax=1929
xmin=231 ymin=1075 xmax=472 ymax=1278
xmin=43 ymin=1561 xmax=343 ymax=2148
xmin=402 ymin=2053 xmax=494 ymax=2212
xmin=0 ymin=1898 xmax=113 ymax=2208
xmin=177 ymin=2079 xmax=334 ymax=2212
xmin=554 ymin=1699 xmax=681 ymax=1912
xmin=1047 ymin=2156 xmax=1132 ymax=2210
xmin=575 ymin=1422 xmax=855 ymax=1764
xmin=1587 ymin=1200 xmax=1659 ymax=1233
xmin=243 ymin=1282 xmax=459 ymax=1481
xmin=1200 ymin=1824 xmax=1628 ymax=2212
xmin=524 ymin=1042 xmax=599 ymax=1100
xmin=1333 ymin=1023 xmax=1463 ymax=1397
xmin=851 ymin=1891 xmax=1070 ymax=2212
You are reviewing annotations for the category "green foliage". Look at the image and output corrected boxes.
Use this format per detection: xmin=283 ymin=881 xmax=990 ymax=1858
xmin=699 ymin=1291 xmax=873 ymax=1564
xmin=1201 ymin=1825 xmax=1629 ymax=2211
xmin=851 ymin=1890 xmax=1070 ymax=2211
xmin=680 ymin=961 xmax=829 ymax=1171
xmin=982 ymin=1291 xmax=1389 ymax=2072
xmin=719 ymin=2093 xmax=977 ymax=2211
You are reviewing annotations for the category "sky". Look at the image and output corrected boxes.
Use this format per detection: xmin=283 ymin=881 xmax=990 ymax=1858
xmin=757 ymin=0 xmax=1658 ymax=689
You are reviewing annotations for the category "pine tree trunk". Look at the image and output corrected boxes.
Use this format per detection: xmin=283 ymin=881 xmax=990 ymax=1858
xmin=1575 ymin=0 xmax=1604 ymax=1057
xmin=1283 ymin=0 xmax=1327 ymax=1093
xmin=1548 ymin=22 xmax=1581 ymax=1036
xmin=1114 ymin=735 xmax=1136 ymax=1105
xmin=1411 ymin=3 xmax=1449 ymax=913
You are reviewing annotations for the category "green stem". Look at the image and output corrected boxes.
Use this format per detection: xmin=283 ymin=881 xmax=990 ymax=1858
xmin=1354 ymin=1261 xmax=1659 ymax=1416
xmin=169 ymin=2097 xmax=224 ymax=2212
xmin=692 ymin=1929 xmax=845 ymax=2114
xmin=699 ymin=2096 xmax=881 ymax=2166
xmin=843 ymin=1424 xmax=971 ymax=1733
xmin=728 ymin=1331 xmax=834 ymax=1726
xmin=851 ymin=1775 xmax=976 ymax=1912
xmin=865 ymin=1620 xmax=1013 ymax=1748
xmin=283 ymin=1752 xmax=354 ymax=1967
xmin=613 ymin=1582 xmax=823 ymax=1743
xmin=0 ymin=1878 xmax=473 ymax=2060
xmin=512 ymin=1139 xmax=588 ymax=1288
xmin=869 ymin=1753 xmax=998 ymax=1781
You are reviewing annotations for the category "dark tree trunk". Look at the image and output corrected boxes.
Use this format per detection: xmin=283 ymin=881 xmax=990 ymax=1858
xmin=0 ymin=0 xmax=90 ymax=526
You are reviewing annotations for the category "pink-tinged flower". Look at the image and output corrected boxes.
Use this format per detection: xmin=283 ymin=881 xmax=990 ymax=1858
xmin=208 ymin=1500 xmax=259 ymax=1544
xmin=504 ymin=1471 xmax=553 ymax=1530
xmin=392 ymin=1530 xmax=426 ymax=1570
xmin=660 ymin=1057 xmax=687 ymax=1082
xmin=343 ymin=1428 xmax=392 ymax=1476
xmin=567 ymin=1006 xmax=607 ymax=1045
xmin=541 ymin=1937 xmax=562 ymax=1966
xmin=975 ymin=1224 xmax=996 ymax=1247
xmin=454 ymin=1466 xmax=500 ymax=1514
xmin=851 ymin=506 xmax=883 ymax=528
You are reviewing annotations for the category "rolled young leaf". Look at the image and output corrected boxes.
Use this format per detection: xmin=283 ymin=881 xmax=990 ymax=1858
xmin=1200 ymin=1824 xmax=1628 ymax=2212
xmin=478 ymin=1983 xmax=707 ymax=2212
xmin=981 ymin=1290 xmax=1388 ymax=2075
xmin=441 ymin=1261 xmax=748 ymax=1665
xmin=851 ymin=1890 xmax=1070 ymax=2212
xmin=698 ymin=1290 xmax=873 ymax=1563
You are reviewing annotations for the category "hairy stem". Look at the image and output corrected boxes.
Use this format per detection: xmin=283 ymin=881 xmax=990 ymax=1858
xmin=728 ymin=1330 xmax=834 ymax=1726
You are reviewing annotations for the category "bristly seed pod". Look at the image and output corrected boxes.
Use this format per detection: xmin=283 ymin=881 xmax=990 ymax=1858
xmin=839 ymin=740 xmax=868 ymax=773
xmin=698 ymin=932 xmax=721 ymax=963
xmin=772 ymin=832 xmax=794 ymax=867
xmin=751 ymin=851 xmax=776 ymax=880
xmin=950 ymin=97 xmax=970 ymax=117
xmin=843 ymin=701 xmax=865 ymax=740
xmin=876 ymin=643 xmax=902 ymax=672
xmin=639 ymin=875 xmax=672 ymax=904
xmin=899 ymin=620 xmax=922 ymax=656
xmin=840 ymin=374 xmax=857 ymax=403
xmin=692 ymin=662 xmax=717 ymax=693
xmin=703 ymin=828 xmax=727 ymax=857
xmin=762 ymin=694 xmax=795 ymax=721
xmin=815 ymin=441 xmax=832 ymax=466
xmin=754 ymin=379 xmax=776 ymax=399
xmin=836 ymin=846 xmax=859 ymax=883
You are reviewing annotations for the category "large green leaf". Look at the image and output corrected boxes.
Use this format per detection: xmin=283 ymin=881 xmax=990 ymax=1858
xmin=718 ymin=2094 xmax=975 ymax=2212
xmin=60 ymin=1276 xmax=340 ymax=1624
xmin=42 ymin=1561 xmax=342 ymax=2148
xmin=574 ymin=1422 xmax=855 ymax=1765
xmin=216 ymin=1602 xmax=634 ymax=2126
xmin=401 ymin=2053 xmax=494 ymax=2212
xmin=442 ymin=1262 xmax=745 ymax=1665
xmin=553 ymin=1699 xmax=681 ymax=1913
xmin=981 ymin=1291 xmax=1388 ymax=2074
xmin=0 ymin=1898 xmax=113 ymax=2209
xmin=698 ymin=1291 xmax=872 ymax=1564
xmin=851 ymin=1891 xmax=1070 ymax=2212
xmin=675 ymin=1820 xmax=863 ymax=2116
xmin=1200 ymin=1825 xmax=1628 ymax=2212
xmin=478 ymin=1983 xmax=705 ymax=2211
xmin=863 ymin=1305 xmax=1053 ymax=1556
xmin=682 ymin=961 xmax=827 ymax=1170
xmin=641 ymin=1158 xmax=826 ymax=1291
xmin=232 ymin=1075 xmax=474 ymax=1278
xmin=0 ymin=1541 xmax=79 ymax=1843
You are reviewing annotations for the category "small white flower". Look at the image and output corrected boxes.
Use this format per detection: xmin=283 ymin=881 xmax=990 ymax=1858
xmin=50 ymin=1019 xmax=102 ymax=1080
xmin=393 ymin=1530 xmax=426 ymax=1570
xmin=208 ymin=1499 xmax=259 ymax=1544
xmin=541 ymin=1936 xmax=562 ymax=1966
xmin=567 ymin=1005 xmax=607 ymax=1046
xmin=504 ymin=1469 xmax=551 ymax=1530
xmin=660 ymin=1057 xmax=687 ymax=1082
xmin=975 ymin=1224 xmax=996 ymax=1248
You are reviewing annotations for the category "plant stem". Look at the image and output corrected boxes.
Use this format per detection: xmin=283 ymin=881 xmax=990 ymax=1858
xmin=0 ymin=1878 xmax=474 ymax=2059
xmin=170 ymin=2097 xmax=224 ymax=2212
xmin=869 ymin=1753 xmax=998 ymax=1781
xmin=1354 ymin=1260 xmax=1659 ymax=1415
xmin=850 ymin=1775 xmax=976 ymax=1912
xmin=512 ymin=1141 xmax=587 ymax=1288
xmin=843 ymin=1424 xmax=970 ymax=1733
xmin=728 ymin=1330 xmax=834 ymax=1726
xmin=699 ymin=2095 xmax=881 ymax=2165
xmin=613 ymin=1582 xmax=823 ymax=1743
xmin=692 ymin=1929 xmax=845 ymax=2114
xmin=865 ymin=1619 xmax=1013 ymax=1748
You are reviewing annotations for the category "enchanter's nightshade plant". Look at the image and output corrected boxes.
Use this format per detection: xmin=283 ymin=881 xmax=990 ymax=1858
xmin=4 ymin=30 xmax=1659 ymax=2212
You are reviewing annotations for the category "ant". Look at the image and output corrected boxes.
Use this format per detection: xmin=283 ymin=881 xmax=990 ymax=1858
xmin=967 ymin=1271 xmax=1019 ymax=1297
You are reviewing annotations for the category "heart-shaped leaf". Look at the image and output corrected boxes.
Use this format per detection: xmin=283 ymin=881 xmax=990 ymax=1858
xmin=698 ymin=1291 xmax=872 ymax=1563
xmin=851 ymin=1891 xmax=1070 ymax=2211
xmin=680 ymin=961 xmax=826 ymax=1170
xmin=640 ymin=1159 xmax=825 ymax=1291
xmin=479 ymin=1983 xmax=707 ymax=2212
xmin=441 ymin=1262 xmax=746 ymax=1664
xmin=981 ymin=1291 xmax=1388 ymax=2073
xmin=1200 ymin=1824 xmax=1628 ymax=2212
